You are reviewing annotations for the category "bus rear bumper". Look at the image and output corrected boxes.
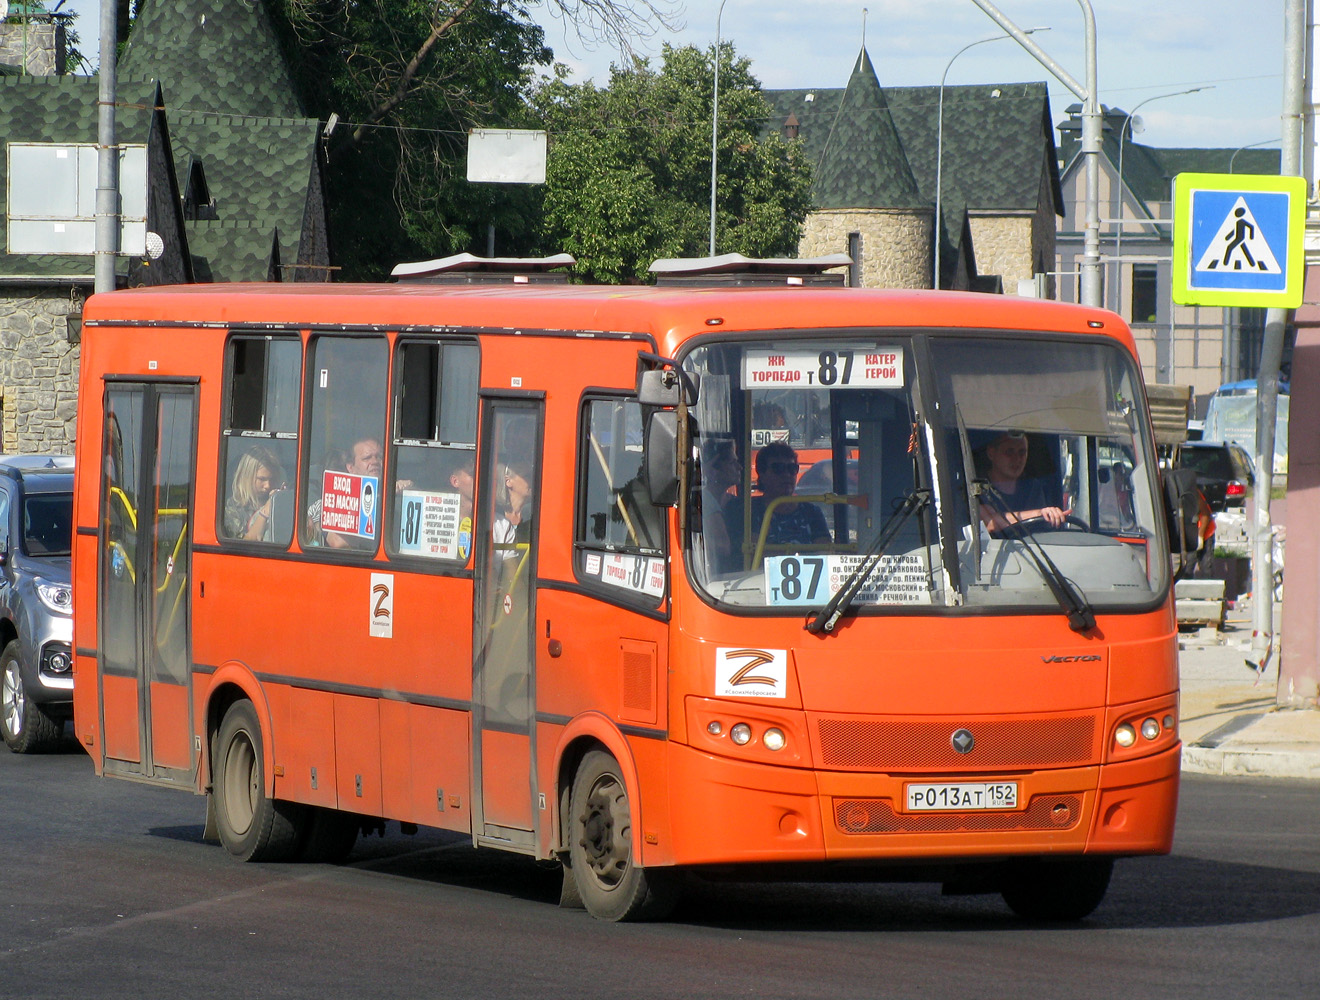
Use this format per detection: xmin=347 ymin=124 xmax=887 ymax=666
xmin=661 ymin=742 xmax=1180 ymax=868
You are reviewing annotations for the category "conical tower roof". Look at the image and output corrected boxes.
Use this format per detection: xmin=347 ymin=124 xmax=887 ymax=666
xmin=119 ymin=0 xmax=302 ymax=118
xmin=812 ymin=48 xmax=926 ymax=210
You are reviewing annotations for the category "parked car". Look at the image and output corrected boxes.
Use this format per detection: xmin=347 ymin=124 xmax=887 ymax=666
xmin=0 ymin=455 xmax=74 ymax=752
xmin=1175 ymin=441 xmax=1255 ymax=513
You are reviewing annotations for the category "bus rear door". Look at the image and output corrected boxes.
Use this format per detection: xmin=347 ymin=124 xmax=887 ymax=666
xmin=97 ymin=380 xmax=198 ymax=785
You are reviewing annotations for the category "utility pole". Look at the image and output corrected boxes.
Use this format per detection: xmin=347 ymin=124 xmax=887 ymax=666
xmin=94 ymin=0 xmax=119 ymax=294
xmin=971 ymin=0 xmax=1101 ymax=307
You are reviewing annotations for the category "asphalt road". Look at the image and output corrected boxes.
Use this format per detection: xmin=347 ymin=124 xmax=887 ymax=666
xmin=2 ymin=743 xmax=1318 ymax=1000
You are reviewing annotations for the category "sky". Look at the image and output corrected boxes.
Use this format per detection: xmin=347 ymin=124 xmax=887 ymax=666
xmin=55 ymin=0 xmax=1288 ymax=152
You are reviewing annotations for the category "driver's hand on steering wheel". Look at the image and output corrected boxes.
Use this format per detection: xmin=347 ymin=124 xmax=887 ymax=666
xmin=1038 ymin=505 xmax=1071 ymax=528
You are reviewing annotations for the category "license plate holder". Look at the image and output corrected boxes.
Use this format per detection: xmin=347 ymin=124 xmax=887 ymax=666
xmin=905 ymin=781 xmax=1018 ymax=812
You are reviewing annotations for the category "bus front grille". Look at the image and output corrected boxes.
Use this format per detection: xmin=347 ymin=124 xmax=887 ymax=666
xmin=816 ymin=715 xmax=1098 ymax=771
xmin=834 ymin=795 xmax=1084 ymax=834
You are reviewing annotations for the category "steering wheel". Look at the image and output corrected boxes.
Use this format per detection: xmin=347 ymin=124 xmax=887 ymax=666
xmin=997 ymin=513 xmax=1091 ymax=536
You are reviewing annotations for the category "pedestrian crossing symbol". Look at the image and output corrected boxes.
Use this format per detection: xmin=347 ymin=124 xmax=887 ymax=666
xmin=1173 ymin=172 xmax=1305 ymax=308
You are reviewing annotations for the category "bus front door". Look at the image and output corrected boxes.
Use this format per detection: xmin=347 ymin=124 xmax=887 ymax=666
xmin=472 ymin=396 xmax=543 ymax=851
xmin=97 ymin=382 xmax=198 ymax=785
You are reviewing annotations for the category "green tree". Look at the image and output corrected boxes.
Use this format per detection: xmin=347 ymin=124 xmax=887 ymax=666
xmin=262 ymin=1 xmax=679 ymax=280
xmin=533 ymin=43 xmax=813 ymax=283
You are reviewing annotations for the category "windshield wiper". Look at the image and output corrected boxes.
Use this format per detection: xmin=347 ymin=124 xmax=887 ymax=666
xmin=980 ymin=486 xmax=1096 ymax=633
xmin=806 ymin=489 xmax=931 ymax=635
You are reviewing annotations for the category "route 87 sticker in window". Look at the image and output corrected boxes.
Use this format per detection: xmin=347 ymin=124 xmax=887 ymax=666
xmin=764 ymin=554 xmax=933 ymax=607
xmin=581 ymin=551 xmax=665 ymax=599
xmin=715 ymin=647 xmax=788 ymax=699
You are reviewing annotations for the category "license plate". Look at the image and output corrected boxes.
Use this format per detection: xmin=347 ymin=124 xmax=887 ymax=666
xmin=905 ymin=781 xmax=1018 ymax=811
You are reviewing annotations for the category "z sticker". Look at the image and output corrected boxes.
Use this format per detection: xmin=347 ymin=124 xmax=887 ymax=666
xmin=715 ymin=647 xmax=788 ymax=699
xmin=369 ymin=572 xmax=393 ymax=638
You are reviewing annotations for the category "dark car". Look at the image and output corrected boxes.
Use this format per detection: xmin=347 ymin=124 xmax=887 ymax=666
xmin=1175 ymin=441 xmax=1254 ymax=513
xmin=0 ymin=455 xmax=74 ymax=753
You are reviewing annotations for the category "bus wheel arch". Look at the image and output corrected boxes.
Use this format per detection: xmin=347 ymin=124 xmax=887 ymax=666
xmin=210 ymin=697 xmax=304 ymax=862
xmin=204 ymin=665 xmax=273 ymax=796
xmin=565 ymin=748 xmax=679 ymax=921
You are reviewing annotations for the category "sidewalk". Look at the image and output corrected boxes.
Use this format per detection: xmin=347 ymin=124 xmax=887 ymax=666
xmin=1178 ymin=597 xmax=1320 ymax=779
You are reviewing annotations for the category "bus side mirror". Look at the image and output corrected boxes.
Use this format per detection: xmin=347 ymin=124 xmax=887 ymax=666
xmin=638 ymin=368 xmax=699 ymax=407
xmin=644 ymin=410 xmax=679 ymax=507
xmin=1163 ymin=467 xmax=1201 ymax=551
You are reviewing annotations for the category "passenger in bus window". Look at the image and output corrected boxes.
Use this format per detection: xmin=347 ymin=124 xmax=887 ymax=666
xmin=750 ymin=442 xmax=830 ymax=547
xmin=978 ymin=431 xmax=1069 ymax=532
xmin=307 ymin=435 xmax=391 ymax=550
xmin=699 ymin=439 xmax=742 ymax=572
xmin=492 ymin=457 xmax=532 ymax=560
xmin=223 ymin=445 xmax=285 ymax=542
xmin=446 ymin=454 xmax=475 ymax=560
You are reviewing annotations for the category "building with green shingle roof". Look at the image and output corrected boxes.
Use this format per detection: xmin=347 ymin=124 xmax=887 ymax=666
xmin=1057 ymin=104 xmax=1282 ymax=405
xmin=766 ymin=47 xmax=1061 ymax=294
xmin=0 ymin=0 xmax=329 ymax=452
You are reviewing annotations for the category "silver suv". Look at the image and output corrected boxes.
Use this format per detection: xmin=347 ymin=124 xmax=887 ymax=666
xmin=0 ymin=455 xmax=74 ymax=753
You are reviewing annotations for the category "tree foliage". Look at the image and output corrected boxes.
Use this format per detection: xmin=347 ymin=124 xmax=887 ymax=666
xmin=262 ymin=1 xmax=680 ymax=280
xmin=533 ymin=43 xmax=813 ymax=283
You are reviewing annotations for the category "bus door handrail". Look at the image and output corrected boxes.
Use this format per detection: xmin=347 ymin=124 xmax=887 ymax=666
xmin=749 ymin=493 xmax=865 ymax=568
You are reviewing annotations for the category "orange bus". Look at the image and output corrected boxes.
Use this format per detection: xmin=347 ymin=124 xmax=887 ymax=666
xmin=72 ymin=257 xmax=1188 ymax=921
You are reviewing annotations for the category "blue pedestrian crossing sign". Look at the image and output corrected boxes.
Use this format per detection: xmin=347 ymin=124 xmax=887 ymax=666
xmin=1172 ymin=172 xmax=1306 ymax=308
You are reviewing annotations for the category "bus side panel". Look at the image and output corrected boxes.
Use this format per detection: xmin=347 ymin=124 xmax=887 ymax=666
xmin=101 ymin=674 xmax=141 ymax=762
xmin=379 ymin=701 xmax=472 ymax=833
xmin=277 ymin=687 xmax=338 ymax=808
xmin=334 ymin=694 xmax=383 ymax=815
xmin=148 ymin=681 xmax=192 ymax=771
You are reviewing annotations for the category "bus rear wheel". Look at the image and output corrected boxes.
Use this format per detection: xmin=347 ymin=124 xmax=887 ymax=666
xmin=567 ymin=750 xmax=679 ymax=921
xmin=212 ymin=700 xmax=304 ymax=862
xmin=1001 ymin=857 xmax=1114 ymax=921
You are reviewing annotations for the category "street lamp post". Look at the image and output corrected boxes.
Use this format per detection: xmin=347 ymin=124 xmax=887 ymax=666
xmin=1228 ymin=137 xmax=1281 ymax=173
xmin=709 ymin=0 xmax=731 ymax=257
xmin=935 ymin=28 xmax=1047 ymax=288
xmin=1114 ymin=87 xmax=1211 ymax=313
xmin=972 ymin=0 xmax=1101 ymax=307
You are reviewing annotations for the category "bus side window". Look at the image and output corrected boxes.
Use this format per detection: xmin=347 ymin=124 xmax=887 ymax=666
xmin=389 ymin=340 xmax=479 ymax=562
xmin=574 ymin=396 xmax=666 ymax=604
xmin=301 ymin=335 xmax=389 ymax=553
xmin=219 ymin=335 xmax=301 ymax=546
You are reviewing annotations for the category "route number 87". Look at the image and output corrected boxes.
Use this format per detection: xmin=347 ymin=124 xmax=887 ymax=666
xmin=775 ymin=556 xmax=825 ymax=602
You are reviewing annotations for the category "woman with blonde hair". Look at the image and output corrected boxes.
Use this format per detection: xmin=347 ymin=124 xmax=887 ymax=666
xmin=224 ymin=446 xmax=285 ymax=541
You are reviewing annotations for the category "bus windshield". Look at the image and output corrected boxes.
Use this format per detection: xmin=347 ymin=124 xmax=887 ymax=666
xmin=683 ymin=332 xmax=1166 ymax=616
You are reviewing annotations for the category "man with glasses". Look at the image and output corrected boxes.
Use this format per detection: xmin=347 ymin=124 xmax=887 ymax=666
xmin=750 ymin=442 xmax=831 ymax=548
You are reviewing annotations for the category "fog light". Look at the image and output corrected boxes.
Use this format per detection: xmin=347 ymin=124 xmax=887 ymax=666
xmin=762 ymin=728 xmax=786 ymax=752
xmin=47 ymin=651 xmax=72 ymax=674
xmin=1141 ymin=717 xmax=1161 ymax=741
xmin=730 ymin=723 xmax=752 ymax=746
xmin=1115 ymin=724 xmax=1137 ymax=748
xmin=1163 ymin=714 xmax=1175 ymax=730
xmin=707 ymin=721 xmax=724 ymax=736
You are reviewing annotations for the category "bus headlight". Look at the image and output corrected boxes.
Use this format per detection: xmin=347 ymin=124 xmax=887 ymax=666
xmin=1140 ymin=717 xmax=1161 ymax=741
xmin=730 ymin=723 xmax=752 ymax=746
xmin=1114 ymin=724 xmax=1137 ymax=748
xmin=762 ymin=728 xmax=786 ymax=752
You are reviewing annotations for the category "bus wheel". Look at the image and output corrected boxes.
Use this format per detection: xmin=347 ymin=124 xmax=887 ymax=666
xmin=568 ymin=750 xmax=679 ymax=921
xmin=298 ymin=807 xmax=359 ymax=864
xmin=1001 ymin=857 xmax=1114 ymax=921
xmin=212 ymin=700 xmax=304 ymax=862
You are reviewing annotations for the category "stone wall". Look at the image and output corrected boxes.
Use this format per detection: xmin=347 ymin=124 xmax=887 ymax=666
xmin=967 ymin=213 xmax=1037 ymax=293
xmin=0 ymin=289 xmax=81 ymax=455
xmin=798 ymin=209 xmax=933 ymax=289
xmin=0 ymin=22 xmax=59 ymax=76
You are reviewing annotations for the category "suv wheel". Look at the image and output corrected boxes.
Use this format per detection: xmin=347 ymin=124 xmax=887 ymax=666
xmin=1 ymin=641 xmax=63 ymax=753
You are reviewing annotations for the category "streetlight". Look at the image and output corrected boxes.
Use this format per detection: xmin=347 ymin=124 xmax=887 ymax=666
xmin=709 ymin=0 xmax=731 ymax=257
xmin=973 ymin=0 xmax=1101 ymax=307
xmin=1229 ymin=137 xmax=1280 ymax=173
xmin=934 ymin=28 xmax=1048 ymax=288
xmin=1114 ymin=87 xmax=1212 ymax=311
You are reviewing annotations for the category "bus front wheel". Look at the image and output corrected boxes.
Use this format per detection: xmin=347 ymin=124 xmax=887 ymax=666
xmin=212 ymin=700 xmax=304 ymax=862
xmin=1001 ymin=857 xmax=1114 ymax=921
xmin=567 ymin=750 xmax=679 ymax=921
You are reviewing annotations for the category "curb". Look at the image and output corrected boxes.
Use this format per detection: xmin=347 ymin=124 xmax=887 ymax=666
xmin=1181 ymin=744 xmax=1320 ymax=779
